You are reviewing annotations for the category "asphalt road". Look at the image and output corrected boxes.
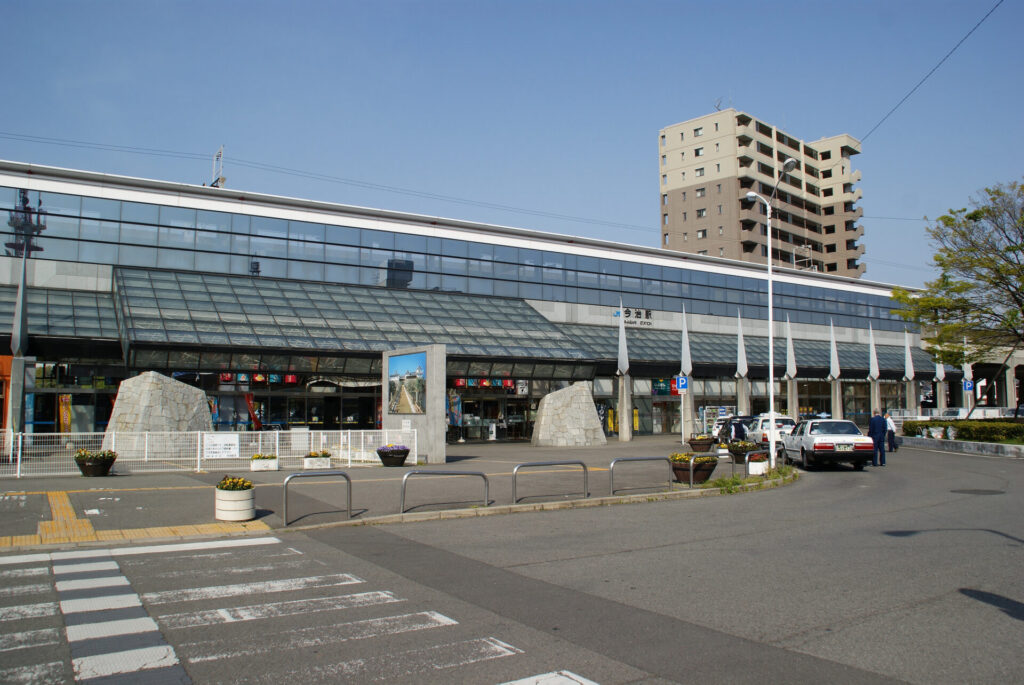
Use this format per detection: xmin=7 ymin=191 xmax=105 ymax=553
xmin=2 ymin=445 xmax=1021 ymax=683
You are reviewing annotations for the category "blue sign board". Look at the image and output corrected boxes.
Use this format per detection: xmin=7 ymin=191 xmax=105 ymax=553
xmin=674 ymin=375 xmax=688 ymax=391
xmin=963 ymin=380 xmax=974 ymax=392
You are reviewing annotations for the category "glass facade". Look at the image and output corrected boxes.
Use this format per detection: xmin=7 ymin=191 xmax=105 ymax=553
xmin=0 ymin=185 xmax=908 ymax=331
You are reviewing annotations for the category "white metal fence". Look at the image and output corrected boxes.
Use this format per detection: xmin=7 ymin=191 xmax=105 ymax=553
xmin=0 ymin=429 xmax=418 ymax=478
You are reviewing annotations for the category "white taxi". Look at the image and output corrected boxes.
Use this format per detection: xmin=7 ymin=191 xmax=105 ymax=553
xmin=782 ymin=419 xmax=875 ymax=470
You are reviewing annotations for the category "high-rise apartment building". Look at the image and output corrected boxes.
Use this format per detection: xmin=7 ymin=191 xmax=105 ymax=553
xmin=658 ymin=109 xmax=864 ymax=277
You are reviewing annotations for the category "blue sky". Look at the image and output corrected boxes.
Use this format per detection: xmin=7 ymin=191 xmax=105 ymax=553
xmin=2 ymin=0 xmax=1020 ymax=288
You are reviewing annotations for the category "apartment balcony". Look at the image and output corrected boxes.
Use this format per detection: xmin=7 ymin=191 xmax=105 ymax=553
xmin=842 ymin=205 xmax=864 ymax=219
xmin=848 ymin=261 xmax=867 ymax=277
xmin=850 ymin=169 xmax=862 ymax=183
xmin=845 ymin=242 xmax=866 ymax=259
xmin=842 ymin=188 xmax=863 ymax=203
xmin=845 ymin=223 xmax=865 ymax=239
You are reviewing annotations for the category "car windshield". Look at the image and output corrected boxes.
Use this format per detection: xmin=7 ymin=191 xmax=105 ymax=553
xmin=810 ymin=421 xmax=861 ymax=435
xmin=775 ymin=418 xmax=795 ymax=427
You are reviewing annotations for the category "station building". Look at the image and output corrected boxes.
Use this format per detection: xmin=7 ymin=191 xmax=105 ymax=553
xmin=0 ymin=159 xmax=965 ymax=439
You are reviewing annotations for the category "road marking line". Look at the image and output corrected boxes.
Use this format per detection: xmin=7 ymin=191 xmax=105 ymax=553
xmin=0 ymin=661 xmax=64 ymax=684
xmin=0 ymin=627 xmax=61 ymax=652
xmin=141 ymin=573 xmax=364 ymax=604
xmin=0 ymin=553 xmax=50 ymax=566
xmin=0 ymin=566 xmax=48 ymax=579
xmin=73 ymin=644 xmax=178 ymax=680
xmin=186 ymin=611 xmax=458 ymax=663
xmin=55 ymin=574 xmax=130 ymax=592
xmin=66 ymin=616 xmax=160 ymax=643
xmin=499 ymin=671 xmax=600 ymax=685
xmin=159 ymin=590 xmax=402 ymax=628
xmin=0 ymin=582 xmax=49 ymax=597
xmin=60 ymin=593 xmax=142 ymax=615
xmin=52 ymin=560 xmax=120 ymax=575
xmin=0 ymin=602 xmax=58 ymax=621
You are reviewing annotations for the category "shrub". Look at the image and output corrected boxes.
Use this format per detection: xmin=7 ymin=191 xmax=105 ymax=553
xmin=250 ymin=453 xmax=278 ymax=460
xmin=669 ymin=452 xmax=717 ymax=464
xmin=74 ymin=449 xmax=117 ymax=463
xmin=903 ymin=420 xmax=1024 ymax=442
xmin=305 ymin=450 xmax=331 ymax=459
xmin=216 ymin=475 xmax=253 ymax=490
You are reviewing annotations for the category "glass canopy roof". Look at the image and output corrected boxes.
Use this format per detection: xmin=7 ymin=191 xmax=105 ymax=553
xmin=0 ymin=287 xmax=118 ymax=339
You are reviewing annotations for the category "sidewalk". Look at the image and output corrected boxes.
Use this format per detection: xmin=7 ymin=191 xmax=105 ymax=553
xmin=0 ymin=436 xmax=764 ymax=552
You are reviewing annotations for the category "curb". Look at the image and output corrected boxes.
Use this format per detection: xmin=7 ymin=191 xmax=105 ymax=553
xmin=899 ymin=437 xmax=1024 ymax=459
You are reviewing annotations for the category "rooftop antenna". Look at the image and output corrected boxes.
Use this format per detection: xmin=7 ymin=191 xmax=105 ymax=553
xmin=209 ymin=146 xmax=225 ymax=188
xmin=713 ymin=98 xmax=723 ymax=111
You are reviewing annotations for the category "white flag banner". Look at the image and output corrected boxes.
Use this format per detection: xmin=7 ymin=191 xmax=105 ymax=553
xmin=962 ymin=336 xmax=973 ymax=381
xmin=904 ymin=329 xmax=915 ymax=381
xmin=934 ymin=361 xmax=946 ymax=382
xmin=617 ymin=298 xmax=629 ymax=376
xmin=867 ymin=324 xmax=880 ymax=381
xmin=828 ymin=319 xmax=841 ymax=381
xmin=680 ymin=305 xmax=692 ymax=377
xmin=785 ymin=315 xmax=797 ymax=380
xmin=735 ymin=310 xmax=748 ymax=378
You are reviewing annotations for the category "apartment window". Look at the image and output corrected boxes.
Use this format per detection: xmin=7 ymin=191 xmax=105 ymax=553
xmin=825 ymin=225 xmax=836 ymax=234
xmin=695 ymin=187 xmax=706 ymax=198
xmin=715 ymin=142 xmax=720 ymax=152
xmin=661 ymin=174 xmax=667 ymax=185
xmin=681 ymin=191 xmax=686 ymax=200
xmin=696 ymin=208 xmax=707 ymax=218
xmin=821 ymin=151 xmax=832 ymax=160
xmin=717 ymin=204 xmax=723 ymax=214
xmin=696 ymin=229 xmax=707 ymax=239
xmin=694 ymin=126 xmax=704 ymax=137
xmin=716 ymin=183 xmax=722 ymax=193
xmin=682 ymin=212 xmax=687 ymax=221
xmin=681 ymin=172 xmax=685 ymax=180
xmin=846 ymin=239 xmax=857 ymax=250
xmin=826 ymin=262 xmax=838 ymax=272
xmin=824 ymin=207 xmax=835 ymax=215
xmin=846 ymin=258 xmax=859 ymax=269
xmin=694 ymin=147 xmax=704 ymax=157
xmin=661 ymin=194 xmax=667 ymax=205
xmin=680 ymin=152 xmax=685 ymax=160
xmin=822 ymin=169 xmax=833 ymax=179
xmin=716 ymin=163 xmax=721 ymax=172
xmin=660 ymin=134 xmax=665 ymax=147
xmin=680 ymin=132 xmax=685 ymax=141
xmin=719 ymin=247 xmax=724 ymax=256
xmin=695 ymin=167 xmax=705 ymax=177
xmin=683 ymin=232 xmax=688 ymax=241
xmin=662 ymin=214 xmax=668 ymax=226
xmin=714 ymin=122 xmax=719 ymax=131
xmin=826 ymin=243 xmax=837 ymax=253
xmin=663 ymin=233 xmax=669 ymax=246
xmin=718 ymin=226 xmax=724 ymax=235
xmin=697 ymin=250 xmax=708 ymax=255
xmin=661 ymin=155 xmax=666 ymax=166
xmin=822 ymin=188 xmax=834 ymax=197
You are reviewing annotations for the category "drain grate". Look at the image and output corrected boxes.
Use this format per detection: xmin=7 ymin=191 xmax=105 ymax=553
xmin=950 ymin=489 xmax=1005 ymax=496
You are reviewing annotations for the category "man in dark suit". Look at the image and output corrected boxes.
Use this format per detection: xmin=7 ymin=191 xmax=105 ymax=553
xmin=867 ymin=409 xmax=887 ymax=467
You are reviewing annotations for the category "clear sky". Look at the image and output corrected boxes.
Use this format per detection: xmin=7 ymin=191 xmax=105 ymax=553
xmin=2 ymin=0 xmax=1020 ymax=288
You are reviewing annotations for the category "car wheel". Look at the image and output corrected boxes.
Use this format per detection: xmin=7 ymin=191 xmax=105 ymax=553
xmin=801 ymin=448 xmax=812 ymax=470
xmin=853 ymin=461 xmax=865 ymax=471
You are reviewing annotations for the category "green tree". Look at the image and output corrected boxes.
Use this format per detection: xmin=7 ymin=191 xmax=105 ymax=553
xmin=892 ymin=179 xmax=1023 ymax=412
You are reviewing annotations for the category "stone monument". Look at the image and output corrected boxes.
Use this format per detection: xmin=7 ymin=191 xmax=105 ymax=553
xmin=531 ymin=382 xmax=607 ymax=447
xmin=102 ymin=371 xmax=212 ymax=450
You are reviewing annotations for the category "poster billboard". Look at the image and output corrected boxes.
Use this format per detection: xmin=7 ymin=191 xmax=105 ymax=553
xmin=387 ymin=351 xmax=427 ymax=414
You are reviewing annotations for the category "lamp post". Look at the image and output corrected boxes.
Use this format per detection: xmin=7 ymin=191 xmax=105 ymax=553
xmin=746 ymin=157 xmax=797 ymax=468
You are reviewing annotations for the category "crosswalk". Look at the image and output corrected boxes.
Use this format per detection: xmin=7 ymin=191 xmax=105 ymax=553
xmin=0 ymin=537 xmax=598 ymax=684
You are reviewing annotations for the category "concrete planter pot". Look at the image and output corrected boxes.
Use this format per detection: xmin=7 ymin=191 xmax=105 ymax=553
xmin=748 ymin=460 xmax=768 ymax=476
xmin=303 ymin=457 xmax=331 ymax=470
xmin=215 ymin=488 xmax=255 ymax=521
xmin=250 ymin=458 xmax=279 ymax=472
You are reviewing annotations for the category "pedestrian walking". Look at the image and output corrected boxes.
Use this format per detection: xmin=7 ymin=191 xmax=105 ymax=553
xmin=868 ymin=409 xmax=887 ymax=467
xmin=885 ymin=412 xmax=898 ymax=453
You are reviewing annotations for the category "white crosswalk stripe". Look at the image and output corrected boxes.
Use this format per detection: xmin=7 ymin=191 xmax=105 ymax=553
xmin=73 ymin=644 xmax=179 ymax=680
xmin=159 ymin=590 xmax=403 ymax=629
xmin=140 ymin=572 xmax=364 ymax=604
xmin=0 ymin=627 xmax=61 ymax=652
xmin=0 ymin=601 xmax=58 ymax=621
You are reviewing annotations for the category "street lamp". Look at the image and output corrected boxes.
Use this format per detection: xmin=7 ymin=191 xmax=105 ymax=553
xmin=746 ymin=156 xmax=797 ymax=468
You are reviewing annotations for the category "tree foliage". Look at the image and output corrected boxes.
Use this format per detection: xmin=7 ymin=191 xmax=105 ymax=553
xmin=892 ymin=179 xmax=1024 ymax=365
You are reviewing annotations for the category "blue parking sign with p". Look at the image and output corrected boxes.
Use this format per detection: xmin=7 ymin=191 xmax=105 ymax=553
xmin=675 ymin=375 xmax=688 ymax=391
xmin=963 ymin=380 xmax=974 ymax=392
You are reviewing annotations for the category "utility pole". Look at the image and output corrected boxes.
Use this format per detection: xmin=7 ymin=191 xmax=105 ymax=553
xmin=6 ymin=190 xmax=45 ymax=434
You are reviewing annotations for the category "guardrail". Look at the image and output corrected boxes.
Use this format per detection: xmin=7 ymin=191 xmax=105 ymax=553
xmin=512 ymin=460 xmax=588 ymax=503
xmin=608 ymin=456 xmax=672 ymax=495
xmin=400 ymin=470 xmax=489 ymax=513
xmin=282 ymin=471 xmax=352 ymax=525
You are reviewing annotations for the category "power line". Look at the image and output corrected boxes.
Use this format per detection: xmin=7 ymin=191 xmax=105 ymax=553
xmin=861 ymin=0 xmax=1005 ymax=142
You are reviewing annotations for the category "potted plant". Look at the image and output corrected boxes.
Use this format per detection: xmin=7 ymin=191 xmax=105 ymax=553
xmin=747 ymin=452 xmax=769 ymax=476
xmin=376 ymin=443 xmax=410 ymax=467
xmin=250 ymin=453 xmax=279 ymax=472
xmin=74 ymin=448 xmax=117 ymax=477
xmin=214 ymin=475 xmax=255 ymax=521
xmin=687 ymin=433 xmax=714 ymax=452
xmin=728 ymin=440 xmax=758 ymax=464
xmin=717 ymin=442 xmax=730 ymax=456
xmin=669 ymin=452 xmax=718 ymax=485
xmin=303 ymin=450 xmax=332 ymax=469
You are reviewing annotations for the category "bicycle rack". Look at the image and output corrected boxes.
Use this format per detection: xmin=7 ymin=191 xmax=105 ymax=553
xmin=608 ymin=456 xmax=673 ymax=495
xmin=282 ymin=471 xmax=352 ymax=525
xmin=512 ymin=460 xmax=589 ymax=503
xmin=400 ymin=470 xmax=489 ymax=513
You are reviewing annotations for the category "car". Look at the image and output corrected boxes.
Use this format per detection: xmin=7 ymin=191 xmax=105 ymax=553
xmin=710 ymin=417 xmax=730 ymax=440
xmin=748 ymin=415 xmax=797 ymax=449
xmin=782 ymin=419 xmax=875 ymax=470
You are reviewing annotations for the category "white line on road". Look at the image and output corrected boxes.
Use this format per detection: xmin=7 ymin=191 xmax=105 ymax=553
xmin=0 ymin=567 xmax=48 ymax=579
xmin=73 ymin=644 xmax=179 ymax=680
xmin=0 ymin=602 xmax=58 ymax=621
xmin=500 ymin=671 xmax=601 ymax=685
xmin=55 ymin=574 xmax=130 ymax=592
xmin=0 ymin=661 xmax=64 ymax=683
xmin=60 ymin=593 xmax=142 ymax=615
xmin=0 ymin=583 xmax=49 ymax=597
xmin=51 ymin=560 xmax=119 ymax=575
xmin=0 ymin=627 xmax=61 ymax=652
xmin=66 ymin=617 xmax=160 ymax=643
xmin=0 ymin=553 xmax=49 ymax=567
xmin=159 ymin=590 xmax=403 ymax=629
xmin=140 ymin=573 xmax=364 ymax=604
xmin=42 ymin=536 xmax=282 ymax=564
xmin=185 ymin=611 xmax=459 ymax=663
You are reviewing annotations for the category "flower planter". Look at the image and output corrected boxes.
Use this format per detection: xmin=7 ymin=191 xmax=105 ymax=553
xmin=76 ymin=459 xmax=115 ymax=477
xmin=250 ymin=458 xmax=279 ymax=472
xmin=671 ymin=460 xmax=717 ymax=485
xmin=215 ymin=488 xmax=255 ymax=521
xmin=303 ymin=457 xmax=332 ymax=470
xmin=688 ymin=438 xmax=714 ymax=452
xmin=376 ymin=449 xmax=410 ymax=467
xmin=748 ymin=461 xmax=768 ymax=476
